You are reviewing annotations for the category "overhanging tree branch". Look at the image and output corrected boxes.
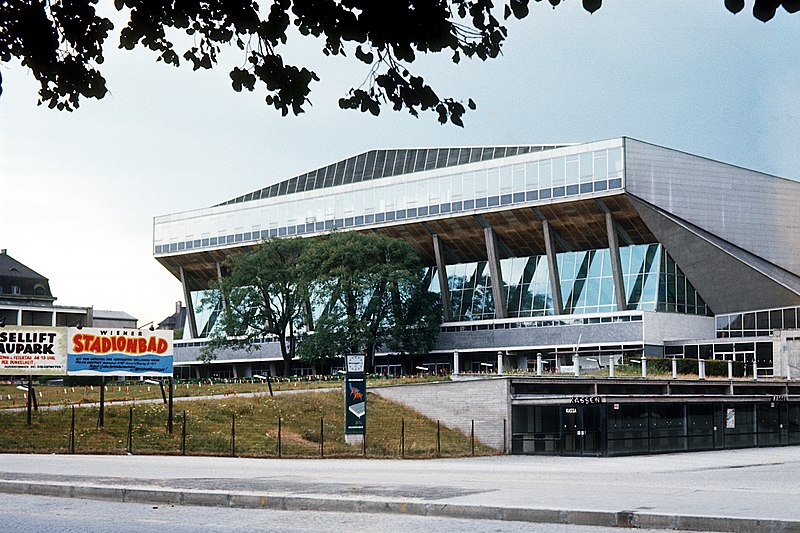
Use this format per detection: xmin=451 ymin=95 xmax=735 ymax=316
xmin=2 ymin=1 xmax=792 ymax=121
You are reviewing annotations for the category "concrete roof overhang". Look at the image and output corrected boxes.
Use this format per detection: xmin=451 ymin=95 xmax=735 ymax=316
xmin=156 ymin=189 xmax=800 ymax=315
xmin=155 ymin=192 xmax=657 ymax=291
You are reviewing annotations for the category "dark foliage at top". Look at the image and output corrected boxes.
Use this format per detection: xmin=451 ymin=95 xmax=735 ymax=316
xmin=1 ymin=0 xmax=795 ymax=125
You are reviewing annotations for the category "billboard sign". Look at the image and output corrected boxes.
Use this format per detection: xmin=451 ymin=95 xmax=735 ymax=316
xmin=67 ymin=327 xmax=173 ymax=377
xmin=344 ymin=354 xmax=366 ymax=435
xmin=0 ymin=326 xmax=67 ymax=375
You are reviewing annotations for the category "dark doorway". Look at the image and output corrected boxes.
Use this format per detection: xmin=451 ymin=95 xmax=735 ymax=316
xmin=560 ymin=404 xmax=604 ymax=456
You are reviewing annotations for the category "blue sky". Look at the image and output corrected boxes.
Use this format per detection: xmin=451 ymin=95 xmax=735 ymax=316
xmin=1 ymin=1 xmax=798 ymax=327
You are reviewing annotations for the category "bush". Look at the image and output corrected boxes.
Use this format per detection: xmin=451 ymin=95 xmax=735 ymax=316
xmin=642 ymin=357 xmax=744 ymax=377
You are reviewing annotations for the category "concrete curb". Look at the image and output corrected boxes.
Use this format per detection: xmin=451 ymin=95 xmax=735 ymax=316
xmin=1 ymin=479 xmax=798 ymax=532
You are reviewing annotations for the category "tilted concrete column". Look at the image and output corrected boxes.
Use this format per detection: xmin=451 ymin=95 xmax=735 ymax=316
xmin=605 ymin=212 xmax=628 ymax=312
xmin=483 ymin=228 xmax=507 ymax=319
xmin=180 ymin=266 xmax=199 ymax=339
xmin=432 ymin=234 xmax=453 ymax=322
xmin=542 ymin=220 xmax=564 ymax=315
xmin=216 ymin=261 xmax=227 ymax=312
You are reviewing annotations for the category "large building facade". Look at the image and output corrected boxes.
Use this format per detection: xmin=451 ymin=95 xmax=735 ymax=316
xmin=0 ymin=249 xmax=137 ymax=330
xmin=153 ymin=138 xmax=800 ymax=380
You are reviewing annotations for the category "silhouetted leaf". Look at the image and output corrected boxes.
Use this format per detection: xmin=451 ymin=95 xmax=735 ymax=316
xmin=753 ymin=0 xmax=780 ymax=21
xmin=583 ymin=0 xmax=602 ymax=14
xmin=783 ymin=0 xmax=800 ymax=13
xmin=725 ymin=0 xmax=745 ymax=13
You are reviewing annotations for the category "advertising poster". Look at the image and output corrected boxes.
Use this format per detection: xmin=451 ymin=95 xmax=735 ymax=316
xmin=0 ymin=326 xmax=67 ymax=376
xmin=67 ymin=327 xmax=173 ymax=377
xmin=726 ymin=408 xmax=736 ymax=429
xmin=344 ymin=354 xmax=366 ymax=435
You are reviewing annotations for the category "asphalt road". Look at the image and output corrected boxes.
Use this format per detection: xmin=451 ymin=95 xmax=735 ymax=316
xmin=1 ymin=448 xmax=799 ymax=531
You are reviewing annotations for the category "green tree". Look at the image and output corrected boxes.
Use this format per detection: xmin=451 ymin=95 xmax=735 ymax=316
xmin=202 ymin=237 xmax=308 ymax=375
xmin=302 ymin=231 xmax=441 ymax=371
xmin=295 ymin=313 xmax=348 ymax=373
xmin=384 ymin=277 xmax=443 ymax=370
xmin=2 ymin=1 xmax=794 ymax=124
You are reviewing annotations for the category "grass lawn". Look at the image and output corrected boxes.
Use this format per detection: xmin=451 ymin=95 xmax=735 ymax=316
xmin=0 ymin=374 xmax=448 ymax=410
xmin=0 ymin=389 xmax=498 ymax=459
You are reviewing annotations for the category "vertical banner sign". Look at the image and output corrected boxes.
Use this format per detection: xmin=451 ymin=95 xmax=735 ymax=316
xmin=0 ymin=326 xmax=67 ymax=375
xmin=344 ymin=354 xmax=366 ymax=436
xmin=67 ymin=327 xmax=173 ymax=377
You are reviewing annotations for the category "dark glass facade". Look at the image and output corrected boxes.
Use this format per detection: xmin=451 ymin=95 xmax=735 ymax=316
xmin=431 ymin=243 xmax=708 ymax=322
xmin=512 ymin=401 xmax=800 ymax=456
xmin=716 ymin=305 xmax=800 ymax=338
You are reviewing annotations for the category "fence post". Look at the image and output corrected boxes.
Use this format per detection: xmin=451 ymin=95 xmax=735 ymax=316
xmin=98 ymin=376 xmax=105 ymax=429
xmin=436 ymin=420 xmax=441 ymax=457
xmin=26 ymin=375 xmax=33 ymax=426
xmin=277 ymin=418 xmax=282 ymax=458
xmin=231 ymin=414 xmax=236 ymax=457
xmin=320 ymin=417 xmax=324 ymax=458
xmin=503 ymin=418 xmax=507 ymax=454
xmin=401 ymin=417 xmax=405 ymax=459
xmin=127 ymin=407 xmax=133 ymax=454
xmin=167 ymin=377 xmax=173 ymax=435
xmin=471 ymin=420 xmax=475 ymax=456
xmin=362 ymin=427 xmax=366 ymax=457
xmin=182 ymin=410 xmax=186 ymax=456
xmin=70 ymin=406 xmax=75 ymax=454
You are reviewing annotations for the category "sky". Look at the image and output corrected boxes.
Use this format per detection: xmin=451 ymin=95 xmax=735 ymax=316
xmin=1 ymin=1 xmax=799 ymax=328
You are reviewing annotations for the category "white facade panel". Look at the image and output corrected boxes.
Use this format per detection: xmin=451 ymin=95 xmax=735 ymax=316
xmin=625 ymin=138 xmax=800 ymax=276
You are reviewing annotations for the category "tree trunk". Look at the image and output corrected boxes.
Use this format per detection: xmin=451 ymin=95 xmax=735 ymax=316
xmin=278 ymin=333 xmax=292 ymax=377
xmin=303 ymin=298 xmax=314 ymax=331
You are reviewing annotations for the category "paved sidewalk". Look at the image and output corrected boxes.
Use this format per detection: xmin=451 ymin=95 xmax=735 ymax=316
xmin=1 ymin=448 xmax=799 ymax=532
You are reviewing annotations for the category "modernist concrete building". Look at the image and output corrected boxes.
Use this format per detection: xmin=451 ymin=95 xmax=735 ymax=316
xmin=153 ymin=138 xmax=800 ymax=381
